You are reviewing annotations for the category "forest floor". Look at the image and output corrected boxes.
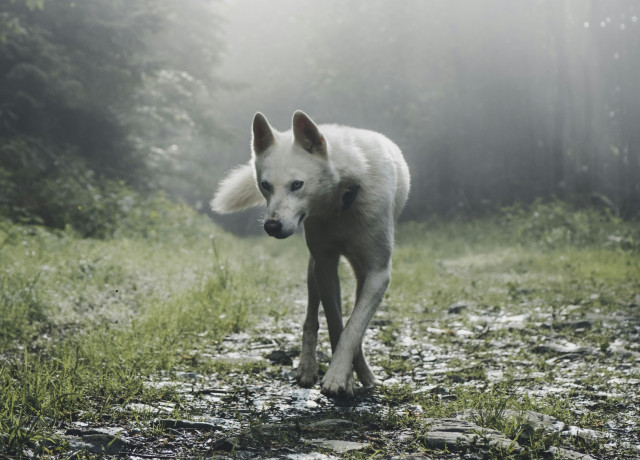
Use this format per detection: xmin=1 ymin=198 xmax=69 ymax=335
xmin=1 ymin=202 xmax=639 ymax=459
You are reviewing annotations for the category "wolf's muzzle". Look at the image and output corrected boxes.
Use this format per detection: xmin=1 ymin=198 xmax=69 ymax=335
xmin=264 ymin=219 xmax=283 ymax=237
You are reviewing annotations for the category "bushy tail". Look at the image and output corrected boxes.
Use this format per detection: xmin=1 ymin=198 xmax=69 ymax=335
xmin=210 ymin=162 xmax=265 ymax=214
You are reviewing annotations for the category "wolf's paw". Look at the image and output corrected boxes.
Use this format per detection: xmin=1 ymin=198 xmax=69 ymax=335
xmin=359 ymin=373 xmax=381 ymax=388
xmin=354 ymin=363 xmax=380 ymax=388
xmin=295 ymin=359 xmax=318 ymax=388
xmin=320 ymin=369 xmax=355 ymax=398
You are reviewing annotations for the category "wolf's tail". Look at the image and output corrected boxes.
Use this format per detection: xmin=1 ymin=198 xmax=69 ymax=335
xmin=211 ymin=162 xmax=265 ymax=214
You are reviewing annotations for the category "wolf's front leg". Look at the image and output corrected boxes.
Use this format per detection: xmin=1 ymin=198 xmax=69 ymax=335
xmin=308 ymin=254 xmax=356 ymax=396
xmin=296 ymin=258 xmax=320 ymax=387
xmin=321 ymin=268 xmax=390 ymax=397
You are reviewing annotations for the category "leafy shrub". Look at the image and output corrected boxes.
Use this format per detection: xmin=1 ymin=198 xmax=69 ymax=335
xmin=1 ymin=139 xmax=209 ymax=240
xmin=114 ymin=192 xmax=211 ymax=242
xmin=500 ymin=200 xmax=639 ymax=251
xmin=398 ymin=200 xmax=639 ymax=255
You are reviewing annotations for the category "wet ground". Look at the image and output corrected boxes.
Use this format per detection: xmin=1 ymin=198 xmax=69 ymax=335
xmin=56 ymin=294 xmax=640 ymax=459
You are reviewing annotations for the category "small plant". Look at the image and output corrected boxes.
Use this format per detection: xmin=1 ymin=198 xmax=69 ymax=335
xmin=468 ymin=383 xmax=517 ymax=432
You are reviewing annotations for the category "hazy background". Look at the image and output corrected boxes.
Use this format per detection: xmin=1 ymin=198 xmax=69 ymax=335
xmin=1 ymin=0 xmax=639 ymax=236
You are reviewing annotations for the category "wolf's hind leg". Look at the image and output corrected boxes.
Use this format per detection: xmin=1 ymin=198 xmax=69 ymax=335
xmin=353 ymin=346 xmax=380 ymax=387
xmin=314 ymin=254 xmax=355 ymax=396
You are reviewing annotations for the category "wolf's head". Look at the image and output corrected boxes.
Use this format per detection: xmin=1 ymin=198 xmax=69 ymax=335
xmin=252 ymin=111 xmax=338 ymax=239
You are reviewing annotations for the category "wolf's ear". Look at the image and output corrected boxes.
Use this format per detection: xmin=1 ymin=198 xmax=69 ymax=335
xmin=252 ymin=112 xmax=275 ymax=155
xmin=292 ymin=111 xmax=327 ymax=156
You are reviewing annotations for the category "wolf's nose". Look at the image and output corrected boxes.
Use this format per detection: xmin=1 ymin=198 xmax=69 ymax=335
xmin=264 ymin=219 xmax=282 ymax=236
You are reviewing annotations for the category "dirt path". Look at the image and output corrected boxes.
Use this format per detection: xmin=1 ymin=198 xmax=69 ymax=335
xmin=59 ymin=295 xmax=640 ymax=459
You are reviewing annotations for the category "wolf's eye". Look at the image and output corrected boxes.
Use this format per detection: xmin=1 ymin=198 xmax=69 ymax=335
xmin=260 ymin=180 xmax=272 ymax=192
xmin=290 ymin=180 xmax=304 ymax=191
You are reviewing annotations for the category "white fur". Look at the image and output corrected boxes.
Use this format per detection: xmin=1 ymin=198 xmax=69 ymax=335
xmin=212 ymin=111 xmax=410 ymax=398
xmin=210 ymin=163 xmax=263 ymax=214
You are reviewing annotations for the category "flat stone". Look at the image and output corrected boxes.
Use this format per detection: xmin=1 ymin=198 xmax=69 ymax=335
xmin=391 ymin=455 xmax=431 ymax=460
xmin=547 ymin=446 xmax=597 ymax=459
xmin=176 ymin=371 xmax=204 ymax=379
xmin=447 ymin=301 xmax=471 ymax=314
xmin=303 ymin=419 xmax=356 ymax=431
xmin=308 ymin=438 xmax=370 ymax=453
xmin=212 ymin=436 xmax=239 ymax=452
xmin=421 ymin=418 xmax=520 ymax=451
xmin=82 ymin=433 xmax=130 ymax=455
xmin=459 ymin=409 xmax=565 ymax=433
xmin=533 ymin=341 xmax=598 ymax=355
xmin=510 ymin=410 xmax=565 ymax=433
xmin=125 ymin=401 xmax=175 ymax=415
xmin=561 ymin=320 xmax=593 ymax=330
xmin=266 ymin=349 xmax=295 ymax=365
xmin=155 ymin=418 xmax=222 ymax=432
xmin=248 ymin=419 xmax=356 ymax=437
xmin=286 ymin=454 xmax=336 ymax=460
xmin=250 ymin=423 xmax=298 ymax=435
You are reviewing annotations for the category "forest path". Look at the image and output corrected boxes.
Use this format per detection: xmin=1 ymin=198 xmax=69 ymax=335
xmin=60 ymin=289 xmax=640 ymax=459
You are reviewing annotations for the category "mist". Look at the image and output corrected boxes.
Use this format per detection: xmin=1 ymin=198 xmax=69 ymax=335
xmin=2 ymin=2 xmax=640 ymax=456
xmin=214 ymin=0 xmax=640 ymax=225
xmin=1 ymin=0 xmax=639 ymax=234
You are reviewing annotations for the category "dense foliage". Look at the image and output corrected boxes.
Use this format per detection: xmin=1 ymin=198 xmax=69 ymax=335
xmin=0 ymin=0 xmax=225 ymax=236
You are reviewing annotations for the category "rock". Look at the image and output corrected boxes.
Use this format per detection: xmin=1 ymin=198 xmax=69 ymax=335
xmin=533 ymin=341 xmax=597 ymax=355
xmin=65 ymin=426 xmax=125 ymax=437
xmin=448 ymin=301 xmax=471 ymax=314
xmin=371 ymin=319 xmax=392 ymax=326
xmin=247 ymin=419 xmax=357 ymax=439
xmin=176 ymin=371 xmax=203 ymax=380
xmin=447 ymin=374 xmax=465 ymax=383
xmin=511 ymin=410 xmax=565 ymax=433
xmin=155 ymin=418 xmax=222 ymax=432
xmin=457 ymin=409 xmax=568 ymax=447
xmin=212 ymin=436 xmax=239 ymax=452
xmin=266 ymin=349 xmax=294 ymax=365
xmin=303 ymin=419 xmax=356 ymax=432
xmin=421 ymin=418 xmax=520 ymax=452
xmin=459 ymin=409 xmax=565 ymax=434
xmin=308 ymin=438 xmax=370 ymax=453
xmin=125 ymin=401 xmax=175 ymax=415
xmin=546 ymin=446 xmax=597 ymax=459
xmin=561 ymin=319 xmax=593 ymax=330
xmin=562 ymin=425 xmax=602 ymax=442
xmin=82 ymin=433 xmax=129 ymax=455
xmin=286 ymin=454 xmax=335 ymax=460
xmin=391 ymin=454 xmax=432 ymax=459
xmin=250 ymin=423 xmax=298 ymax=436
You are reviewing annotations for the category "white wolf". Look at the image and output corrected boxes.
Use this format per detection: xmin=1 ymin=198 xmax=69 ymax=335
xmin=211 ymin=111 xmax=410 ymax=398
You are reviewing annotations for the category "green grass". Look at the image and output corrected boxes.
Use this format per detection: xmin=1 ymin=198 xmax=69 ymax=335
xmin=1 ymin=200 xmax=638 ymax=458
xmin=0 ymin=204 xmax=307 ymax=455
xmin=372 ymin=203 xmax=639 ymax=458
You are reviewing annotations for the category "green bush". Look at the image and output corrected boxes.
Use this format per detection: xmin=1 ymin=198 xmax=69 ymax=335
xmin=1 ymin=145 xmax=208 ymax=240
xmin=500 ymin=200 xmax=639 ymax=251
